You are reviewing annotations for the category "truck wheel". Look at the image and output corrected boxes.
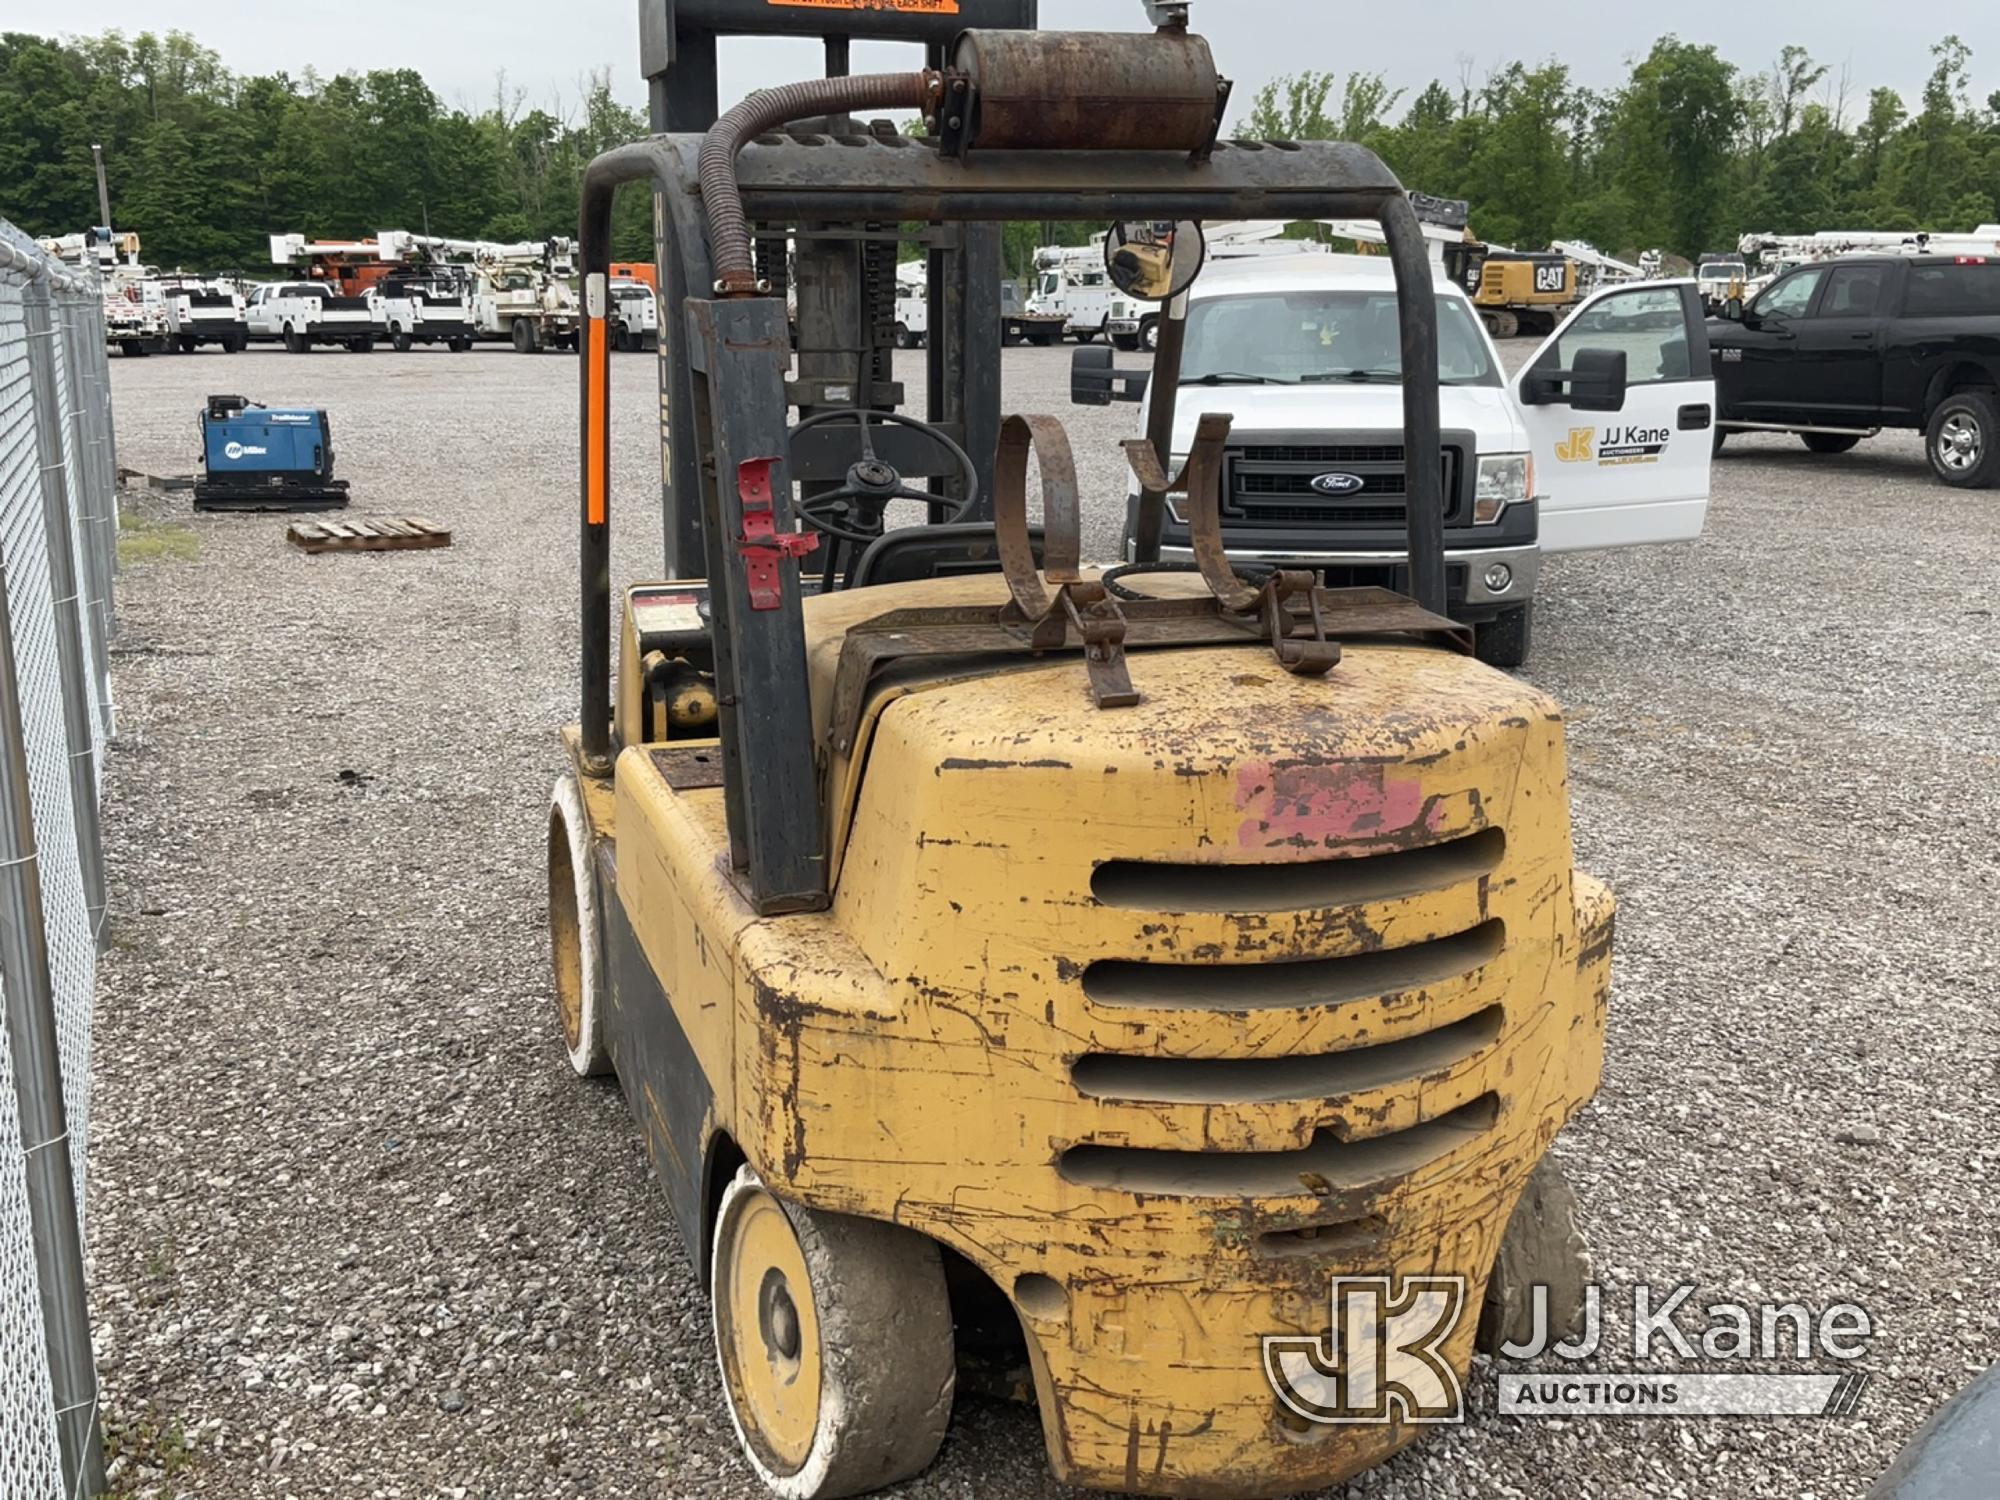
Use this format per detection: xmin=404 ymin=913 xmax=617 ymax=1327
xmin=178 ymin=335 xmax=198 ymax=355
xmin=894 ymin=322 xmax=914 ymax=350
xmin=1801 ymin=432 xmax=1860 ymax=455
xmin=1473 ymin=604 xmax=1532 ymax=670
xmin=392 ymin=329 xmax=414 ymax=353
xmin=1712 ymin=427 xmax=1728 ymax=457
xmin=1110 ymin=333 xmax=1139 ymax=352
xmin=1140 ymin=315 xmax=1161 ymax=353
xmin=284 ymin=328 xmax=307 ymax=354
xmin=712 ymin=1166 xmax=954 ymax=1499
xmin=511 ymin=319 xmax=536 ymax=354
xmin=449 ymin=337 xmax=472 ymax=353
xmin=547 ymin=773 xmax=611 ymax=1077
xmin=1926 ymin=391 xmax=2000 ymax=488
xmin=227 ymin=332 xmax=248 ymax=354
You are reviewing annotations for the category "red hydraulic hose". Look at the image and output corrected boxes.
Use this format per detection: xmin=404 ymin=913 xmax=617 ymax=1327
xmin=699 ymin=71 xmax=939 ymax=296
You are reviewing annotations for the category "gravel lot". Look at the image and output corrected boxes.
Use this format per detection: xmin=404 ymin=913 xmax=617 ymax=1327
xmin=87 ymin=339 xmax=1997 ymax=1499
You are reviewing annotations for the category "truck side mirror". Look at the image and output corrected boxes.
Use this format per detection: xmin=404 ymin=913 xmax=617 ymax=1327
xmin=1071 ymin=344 xmax=1152 ymax=407
xmin=1722 ymin=297 xmax=1745 ymax=322
xmin=1523 ymin=347 xmax=1627 ymax=412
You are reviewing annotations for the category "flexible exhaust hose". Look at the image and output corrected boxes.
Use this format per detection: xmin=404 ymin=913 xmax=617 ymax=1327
xmin=700 ymin=71 xmax=938 ymax=296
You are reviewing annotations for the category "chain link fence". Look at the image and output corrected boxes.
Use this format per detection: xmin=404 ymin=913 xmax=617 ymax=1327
xmin=0 ymin=219 xmax=118 ymax=1500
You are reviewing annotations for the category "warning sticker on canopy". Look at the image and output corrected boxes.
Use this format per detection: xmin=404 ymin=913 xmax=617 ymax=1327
xmin=769 ymin=0 xmax=959 ymax=11
xmin=633 ymin=592 xmax=705 ymax=637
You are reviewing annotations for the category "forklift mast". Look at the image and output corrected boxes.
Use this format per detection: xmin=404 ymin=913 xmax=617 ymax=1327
xmin=633 ymin=0 xmax=1037 ymax=577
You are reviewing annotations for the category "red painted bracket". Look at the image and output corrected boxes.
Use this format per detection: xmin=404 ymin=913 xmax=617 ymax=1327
xmin=736 ymin=456 xmax=819 ymax=611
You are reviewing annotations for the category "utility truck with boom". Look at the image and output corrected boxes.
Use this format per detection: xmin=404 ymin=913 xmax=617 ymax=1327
xmin=461 ymin=237 xmax=581 ymax=352
xmin=262 ymin=236 xmax=390 ymax=351
xmin=40 ymin=228 xmax=169 ymax=356
xmin=545 ymin=2 xmax=1620 ymax=1496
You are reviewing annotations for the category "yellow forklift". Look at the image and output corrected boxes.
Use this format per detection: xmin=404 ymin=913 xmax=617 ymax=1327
xmin=548 ymin=3 xmax=1618 ymax=1494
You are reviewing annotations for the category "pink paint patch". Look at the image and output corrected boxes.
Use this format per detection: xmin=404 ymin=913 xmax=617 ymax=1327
xmin=1235 ymin=761 xmax=1435 ymax=848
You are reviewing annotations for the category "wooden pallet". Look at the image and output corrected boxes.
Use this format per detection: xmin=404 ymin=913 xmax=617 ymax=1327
xmin=286 ymin=516 xmax=452 ymax=554
xmin=118 ymin=466 xmax=194 ymax=493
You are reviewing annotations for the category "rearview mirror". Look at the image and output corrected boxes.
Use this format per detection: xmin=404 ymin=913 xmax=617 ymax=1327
xmin=1105 ymin=220 xmax=1205 ymax=303
xmin=1071 ymin=344 xmax=1152 ymax=407
xmin=1522 ymin=347 xmax=1628 ymax=413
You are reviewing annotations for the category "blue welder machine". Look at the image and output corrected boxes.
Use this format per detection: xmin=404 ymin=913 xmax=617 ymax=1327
xmin=194 ymin=394 xmax=350 ymax=511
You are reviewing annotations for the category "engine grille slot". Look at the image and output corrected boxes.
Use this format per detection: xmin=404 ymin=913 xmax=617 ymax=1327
xmin=1257 ymin=1215 xmax=1389 ymax=1259
xmin=1058 ymin=1094 xmax=1497 ymax=1197
xmin=1091 ymin=828 xmax=1503 ymax=913
xmin=1082 ymin=919 xmax=1503 ymax=1012
xmin=1071 ymin=1005 xmax=1503 ymax=1103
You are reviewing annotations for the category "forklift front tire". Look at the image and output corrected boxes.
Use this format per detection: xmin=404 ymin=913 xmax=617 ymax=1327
xmin=712 ymin=1166 xmax=954 ymax=1500
xmin=548 ymin=773 xmax=612 ymax=1077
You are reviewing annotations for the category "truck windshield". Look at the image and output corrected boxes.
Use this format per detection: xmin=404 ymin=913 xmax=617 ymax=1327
xmin=1180 ymin=290 xmax=1499 ymax=387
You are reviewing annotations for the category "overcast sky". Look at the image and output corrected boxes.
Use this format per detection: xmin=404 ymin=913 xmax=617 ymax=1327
xmin=45 ymin=2 xmax=2000 ymax=125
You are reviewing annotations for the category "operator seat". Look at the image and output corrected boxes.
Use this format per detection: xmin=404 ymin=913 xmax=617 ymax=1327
xmin=847 ymin=523 xmax=1046 ymax=590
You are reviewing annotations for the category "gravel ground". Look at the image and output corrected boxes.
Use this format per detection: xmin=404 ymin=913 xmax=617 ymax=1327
xmin=84 ymin=339 xmax=1997 ymax=1500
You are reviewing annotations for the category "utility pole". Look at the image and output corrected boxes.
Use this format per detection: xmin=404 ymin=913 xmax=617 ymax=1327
xmin=91 ymin=144 xmax=112 ymax=230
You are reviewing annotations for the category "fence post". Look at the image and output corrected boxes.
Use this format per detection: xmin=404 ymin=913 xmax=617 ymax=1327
xmin=20 ymin=281 xmax=107 ymax=952
xmin=56 ymin=303 xmax=115 ymax=744
xmin=0 ymin=556 xmax=105 ymax=1500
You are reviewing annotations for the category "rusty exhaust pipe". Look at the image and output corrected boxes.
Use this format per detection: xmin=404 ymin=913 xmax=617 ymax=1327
xmin=700 ymin=72 xmax=939 ymax=297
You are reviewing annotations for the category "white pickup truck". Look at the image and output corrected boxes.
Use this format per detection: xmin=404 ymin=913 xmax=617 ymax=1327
xmin=608 ymin=280 xmax=660 ymax=351
xmin=245 ymin=282 xmax=385 ymax=352
xmin=376 ymin=271 xmax=474 ymax=352
xmin=158 ymin=277 xmax=248 ymax=353
xmin=1081 ymin=254 xmax=1715 ymax=666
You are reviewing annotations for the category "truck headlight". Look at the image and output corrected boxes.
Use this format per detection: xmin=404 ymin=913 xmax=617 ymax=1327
xmin=1474 ymin=453 xmax=1532 ymax=523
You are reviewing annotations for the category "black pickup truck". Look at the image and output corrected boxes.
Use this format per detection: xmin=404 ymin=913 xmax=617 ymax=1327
xmin=1707 ymin=252 xmax=2000 ymax=487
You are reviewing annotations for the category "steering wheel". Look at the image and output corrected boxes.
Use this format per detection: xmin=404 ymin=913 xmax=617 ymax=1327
xmin=787 ymin=408 xmax=980 ymax=546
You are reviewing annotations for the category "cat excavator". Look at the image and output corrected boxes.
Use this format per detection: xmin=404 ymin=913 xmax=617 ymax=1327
xmin=544 ymin=3 xmax=1616 ymax=1494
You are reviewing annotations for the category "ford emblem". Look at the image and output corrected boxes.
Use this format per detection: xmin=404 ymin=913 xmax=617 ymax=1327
xmin=1309 ymin=472 xmax=1366 ymax=496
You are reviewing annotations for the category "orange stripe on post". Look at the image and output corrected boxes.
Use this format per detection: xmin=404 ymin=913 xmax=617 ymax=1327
xmin=586 ymin=316 xmax=609 ymax=526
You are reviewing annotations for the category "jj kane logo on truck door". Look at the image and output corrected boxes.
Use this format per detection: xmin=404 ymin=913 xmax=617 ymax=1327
xmin=1554 ymin=426 xmax=1670 ymax=466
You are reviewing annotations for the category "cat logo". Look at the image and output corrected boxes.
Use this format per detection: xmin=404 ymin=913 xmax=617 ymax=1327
xmin=1554 ymin=428 xmax=1595 ymax=464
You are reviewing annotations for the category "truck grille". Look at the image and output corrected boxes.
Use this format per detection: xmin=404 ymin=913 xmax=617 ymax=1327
xmin=1223 ymin=439 xmax=1466 ymax=527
